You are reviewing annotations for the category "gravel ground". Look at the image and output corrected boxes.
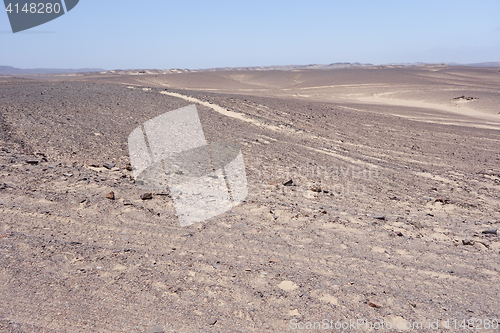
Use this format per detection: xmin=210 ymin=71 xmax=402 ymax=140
xmin=1 ymin=71 xmax=500 ymax=332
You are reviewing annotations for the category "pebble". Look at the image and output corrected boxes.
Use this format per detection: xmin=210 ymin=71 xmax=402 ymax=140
xmin=482 ymin=228 xmax=497 ymax=235
xmin=462 ymin=238 xmax=475 ymax=246
xmin=26 ymin=159 xmax=39 ymax=165
xmin=125 ymin=163 xmax=133 ymax=171
xmin=141 ymin=193 xmax=153 ymax=200
xmin=283 ymin=179 xmax=294 ymax=186
xmin=103 ymin=162 xmax=115 ymax=169
xmin=106 ymin=191 xmax=115 ymax=200
xmin=207 ymin=318 xmax=218 ymax=326
xmin=372 ymin=215 xmax=386 ymax=220
xmin=367 ymin=301 xmax=382 ymax=308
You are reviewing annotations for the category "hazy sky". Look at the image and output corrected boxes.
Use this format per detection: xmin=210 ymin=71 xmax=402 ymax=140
xmin=2 ymin=0 xmax=500 ymax=69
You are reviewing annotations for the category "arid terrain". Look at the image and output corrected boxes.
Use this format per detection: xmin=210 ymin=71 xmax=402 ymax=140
xmin=1 ymin=65 xmax=500 ymax=332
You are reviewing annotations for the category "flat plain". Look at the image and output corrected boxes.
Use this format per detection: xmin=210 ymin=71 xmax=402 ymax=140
xmin=1 ymin=65 xmax=500 ymax=332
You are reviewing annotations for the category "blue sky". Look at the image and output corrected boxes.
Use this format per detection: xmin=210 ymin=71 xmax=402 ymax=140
xmin=1 ymin=0 xmax=500 ymax=69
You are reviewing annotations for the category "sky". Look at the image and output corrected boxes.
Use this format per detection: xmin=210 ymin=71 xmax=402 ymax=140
xmin=1 ymin=0 xmax=500 ymax=70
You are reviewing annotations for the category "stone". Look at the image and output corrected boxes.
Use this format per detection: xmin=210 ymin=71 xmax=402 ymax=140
xmin=141 ymin=193 xmax=153 ymax=200
xmin=283 ymin=179 xmax=294 ymax=186
xmin=367 ymin=301 xmax=382 ymax=308
xmin=103 ymin=162 xmax=115 ymax=169
xmin=207 ymin=318 xmax=218 ymax=326
xmin=372 ymin=215 xmax=386 ymax=220
xmin=482 ymin=228 xmax=497 ymax=235
xmin=435 ymin=198 xmax=450 ymax=204
xmin=106 ymin=191 xmax=115 ymax=200
xmin=462 ymin=238 xmax=475 ymax=246
xmin=26 ymin=159 xmax=39 ymax=165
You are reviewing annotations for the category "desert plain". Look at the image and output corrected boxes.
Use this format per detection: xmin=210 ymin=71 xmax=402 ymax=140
xmin=1 ymin=65 xmax=500 ymax=332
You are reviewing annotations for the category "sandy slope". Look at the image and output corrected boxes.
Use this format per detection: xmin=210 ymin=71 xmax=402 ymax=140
xmin=1 ymin=67 xmax=500 ymax=332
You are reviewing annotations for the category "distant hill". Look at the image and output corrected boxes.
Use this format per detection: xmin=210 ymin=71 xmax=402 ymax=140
xmin=197 ymin=62 xmax=375 ymax=72
xmin=462 ymin=62 xmax=500 ymax=67
xmin=2 ymin=62 xmax=499 ymax=76
xmin=0 ymin=66 xmax=104 ymax=75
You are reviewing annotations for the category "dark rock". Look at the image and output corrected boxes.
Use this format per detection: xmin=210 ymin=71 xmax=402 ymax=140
xmin=141 ymin=193 xmax=153 ymax=200
xmin=482 ymin=228 xmax=497 ymax=235
xmin=36 ymin=153 xmax=47 ymax=161
xmin=453 ymin=95 xmax=477 ymax=101
xmin=396 ymin=231 xmax=404 ymax=237
xmin=372 ymin=215 xmax=386 ymax=220
xmin=26 ymin=159 xmax=39 ymax=165
xmin=435 ymin=198 xmax=450 ymax=204
xmin=283 ymin=179 xmax=294 ymax=186
xmin=367 ymin=301 xmax=382 ymax=308
xmin=125 ymin=163 xmax=133 ymax=171
xmin=462 ymin=238 xmax=475 ymax=246
xmin=103 ymin=162 xmax=115 ymax=169
xmin=106 ymin=191 xmax=115 ymax=200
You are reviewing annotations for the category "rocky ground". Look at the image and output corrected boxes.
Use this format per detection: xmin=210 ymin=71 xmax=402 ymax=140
xmin=1 ymin=69 xmax=500 ymax=332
